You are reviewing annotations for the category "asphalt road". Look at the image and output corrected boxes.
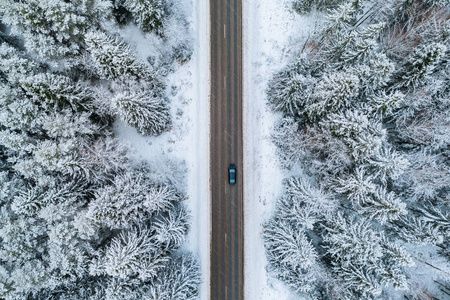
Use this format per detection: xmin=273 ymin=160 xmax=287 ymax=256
xmin=209 ymin=0 xmax=244 ymax=298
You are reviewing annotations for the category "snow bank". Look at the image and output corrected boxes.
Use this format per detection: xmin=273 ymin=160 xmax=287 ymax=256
xmin=242 ymin=0 xmax=316 ymax=298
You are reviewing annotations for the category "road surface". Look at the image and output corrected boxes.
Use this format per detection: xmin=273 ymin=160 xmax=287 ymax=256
xmin=210 ymin=0 xmax=244 ymax=298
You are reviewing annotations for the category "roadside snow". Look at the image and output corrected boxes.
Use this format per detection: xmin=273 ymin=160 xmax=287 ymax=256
xmin=242 ymin=0 xmax=317 ymax=298
xmin=114 ymin=0 xmax=211 ymax=298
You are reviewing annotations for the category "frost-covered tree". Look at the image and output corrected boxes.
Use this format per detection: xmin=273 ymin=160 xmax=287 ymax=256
xmin=19 ymin=73 xmax=94 ymax=111
xmin=86 ymin=167 xmax=181 ymax=229
xmin=266 ymin=0 xmax=450 ymax=297
xmin=267 ymin=60 xmax=316 ymax=116
xmin=320 ymin=110 xmax=386 ymax=160
xmin=0 ymin=0 xmax=197 ymax=297
xmin=0 ymin=44 xmax=38 ymax=82
xmin=124 ymin=0 xmax=167 ymax=35
xmin=293 ymin=0 xmax=346 ymax=14
xmin=265 ymin=219 xmax=321 ymax=295
xmin=0 ymin=0 xmax=112 ymax=64
xmin=324 ymin=215 xmax=411 ymax=297
xmin=148 ymin=254 xmax=201 ymax=300
xmin=365 ymin=146 xmax=410 ymax=183
xmin=368 ymin=90 xmax=405 ymax=116
xmin=112 ymin=89 xmax=170 ymax=135
xmin=359 ymin=187 xmax=407 ymax=224
xmin=85 ymin=31 xmax=155 ymax=83
xmin=400 ymin=42 xmax=447 ymax=88
xmin=306 ymin=70 xmax=360 ymax=119
xmin=92 ymin=226 xmax=168 ymax=280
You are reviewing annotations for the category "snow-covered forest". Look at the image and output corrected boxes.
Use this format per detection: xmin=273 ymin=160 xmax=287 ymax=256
xmin=264 ymin=0 xmax=450 ymax=298
xmin=0 ymin=0 xmax=200 ymax=298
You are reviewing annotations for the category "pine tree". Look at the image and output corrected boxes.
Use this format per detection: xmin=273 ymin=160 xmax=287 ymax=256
xmin=279 ymin=177 xmax=336 ymax=229
xmin=401 ymin=42 xmax=447 ymax=88
xmin=41 ymin=110 xmax=98 ymax=139
xmin=86 ymin=167 xmax=180 ymax=229
xmin=264 ymin=219 xmax=320 ymax=295
xmin=271 ymin=117 xmax=308 ymax=169
xmin=365 ymin=146 xmax=410 ymax=183
xmin=320 ymin=110 xmax=386 ymax=160
xmin=267 ymin=64 xmax=315 ymax=116
xmin=124 ymin=0 xmax=167 ymax=35
xmin=0 ymin=85 xmax=42 ymax=133
xmin=148 ymin=254 xmax=201 ymax=300
xmin=0 ymin=0 xmax=112 ymax=63
xmin=390 ymin=215 xmax=444 ymax=245
xmin=47 ymin=222 xmax=91 ymax=283
xmin=324 ymin=214 xmax=411 ymax=297
xmin=0 ymin=213 xmax=46 ymax=264
xmin=20 ymin=73 xmax=93 ymax=111
xmin=359 ymin=187 xmax=407 ymax=224
xmin=95 ymin=226 xmax=168 ymax=280
xmin=321 ymin=2 xmax=357 ymax=35
xmin=111 ymin=89 xmax=170 ymax=135
xmin=306 ymin=70 xmax=360 ymax=119
xmin=85 ymin=31 xmax=155 ymax=83
xmin=368 ymin=90 xmax=405 ymax=116
xmin=0 ymin=44 xmax=38 ymax=83
xmin=153 ymin=205 xmax=189 ymax=252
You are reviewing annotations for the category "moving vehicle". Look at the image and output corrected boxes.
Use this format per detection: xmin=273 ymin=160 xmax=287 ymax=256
xmin=228 ymin=164 xmax=236 ymax=185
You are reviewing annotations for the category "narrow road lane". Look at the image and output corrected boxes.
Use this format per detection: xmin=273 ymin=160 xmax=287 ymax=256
xmin=210 ymin=0 xmax=243 ymax=298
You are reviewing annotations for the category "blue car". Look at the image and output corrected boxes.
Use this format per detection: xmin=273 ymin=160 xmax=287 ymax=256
xmin=229 ymin=164 xmax=236 ymax=185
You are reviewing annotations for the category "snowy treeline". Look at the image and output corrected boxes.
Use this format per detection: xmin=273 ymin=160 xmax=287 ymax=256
xmin=0 ymin=0 xmax=199 ymax=299
xmin=265 ymin=0 xmax=450 ymax=298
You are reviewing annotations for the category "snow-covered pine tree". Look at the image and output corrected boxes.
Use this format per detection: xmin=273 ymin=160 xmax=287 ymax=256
xmin=86 ymin=167 xmax=181 ymax=229
xmin=359 ymin=186 xmax=407 ymax=224
xmin=153 ymin=204 xmax=189 ymax=252
xmin=320 ymin=2 xmax=357 ymax=36
xmin=324 ymin=214 xmax=411 ymax=297
xmin=0 ymin=0 xmax=111 ymax=64
xmin=365 ymin=146 xmax=410 ymax=184
xmin=306 ymin=70 xmax=359 ymax=119
xmin=271 ymin=117 xmax=308 ymax=169
xmin=400 ymin=42 xmax=447 ymax=88
xmin=356 ymin=52 xmax=395 ymax=92
xmin=111 ymin=89 xmax=171 ymax=135
xmin=0 ymin=85 xmax=42 ymax=133
xmin=334 ymin=166 xmax=376 ymax=205
xmin=280 ymin=176 xmax=336 ymax=229
xmin=20 ymin=73 xmax=93 ymax=111
xmin=267 ymin=61 xmax=315 ymax=116
xmin=85 ymin=31 xmax=156 ymax=83
xmin=390 ymin=215 xmax=444 ymax=245
xmin=47 ymin=222 xmax=92 ymax=284
xmin=368 ymin=90 xmax=405 ymax=116
xmin=93 ymin=226 xmax=168 ymax=281
xmin=0 ymin=44 xmax=38 ymax=83
xmin=124 ymin=0 xmax=167 ymax=35
xmin=147 ymin=254 xmax=201 ymax=300
xmin=320 ymin=110 xmax=386 ymax=160
xmin=293 ymin=0 xmax=346 ymax=14
xmin=264 ymin=219 xmax=320 ymax=295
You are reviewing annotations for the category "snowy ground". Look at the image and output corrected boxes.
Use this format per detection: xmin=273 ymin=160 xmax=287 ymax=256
xmin=242 ymin=0 xmax=317 ymax=299
xmin=114 ymin=0 xmax=211 ymax=299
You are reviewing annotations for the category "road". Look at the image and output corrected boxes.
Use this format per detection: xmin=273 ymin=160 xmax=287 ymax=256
xmin=209 ymin=0 xmax=244 ymax=298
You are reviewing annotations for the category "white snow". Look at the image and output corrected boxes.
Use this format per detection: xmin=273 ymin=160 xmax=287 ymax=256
xmin=242 ymin=0 xmax=317 ymax=299
xmin=114 ymin=0 xmax=211 ymax=298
